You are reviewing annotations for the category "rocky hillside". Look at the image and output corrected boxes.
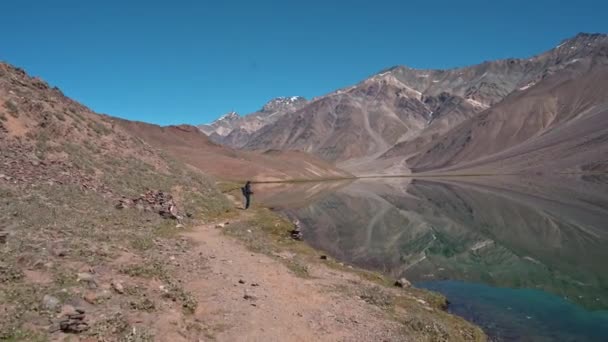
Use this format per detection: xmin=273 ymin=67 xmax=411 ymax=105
xmin=0 ymin=61 xmax=235 ymax=340
xmin=208 ymin=33 xmax=608 ymax=175
xmin=407 ymin=36 xmax=608 ymax=174
xmin=198 ymin=96 xmax=308 ymax=147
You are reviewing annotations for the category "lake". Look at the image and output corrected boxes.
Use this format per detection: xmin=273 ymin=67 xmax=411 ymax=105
xmin=256 ymin=175 xmax=608 ymax=341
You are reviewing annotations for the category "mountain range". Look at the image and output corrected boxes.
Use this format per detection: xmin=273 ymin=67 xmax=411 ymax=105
xmin=200 ymin=33 xmax=608 ymax=176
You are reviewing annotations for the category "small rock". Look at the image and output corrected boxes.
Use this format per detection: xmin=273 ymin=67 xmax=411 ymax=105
xmin=246 ymin=229 xmax=252 ymax=233
xmin=111 ymin=280 xmax=125 ymax=294
xmin=42 ymin=295 xmax=60 ymax=311
xmin=320 ymin=255 xmax=328 ymax=260
xmin=394 ymin=278 xmax=411 ymax=288
xmin=215 ymin=223 xmax=225 ymax=229
xmin=238 ymin=279 xmax=246 ymax=284
xmin=77 ymin=273 xmax=97 ymax=289
xmin=98 ymin=290 xmax=112 ymax=301
xmin=83 ymin=292 xmax=98 ymax=304
xmin=59 ymin=305 xmax=77 ymax=317
xmin=83 ymin=290 xmax=110 ymax=304
xmin=77 ymin=272 xmax=94 ymax=283
xmin=243 ymin=290 xmax=257 ymax=300
xmin=0 ymin=231 xmax=7 ymax=244
xmin=159 ymin=285 xmax=169 ymax=294
xmin=251 ymin=283 xmax=260 ymax=287
xmin=175 ymin=224 xmax=184 ymax=229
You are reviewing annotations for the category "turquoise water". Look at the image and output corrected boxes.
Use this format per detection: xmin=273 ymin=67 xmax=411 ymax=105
xmin=258 ymin=176 xmax=608 ymax=341
xmin=418 ymin=280 xmax=608 ymax=341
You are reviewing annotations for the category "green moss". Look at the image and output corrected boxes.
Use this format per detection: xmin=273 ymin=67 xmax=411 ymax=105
xmin=120 ymin=260 xmax=168 ymax=280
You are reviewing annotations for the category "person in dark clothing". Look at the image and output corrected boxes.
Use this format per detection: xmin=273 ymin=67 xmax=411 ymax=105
xmin=241 ymin=181 xmax=254 ymax=209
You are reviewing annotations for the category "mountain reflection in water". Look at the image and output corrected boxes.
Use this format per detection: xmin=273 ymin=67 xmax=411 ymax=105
xmin=256 ymin=176 xmax=608 ymax=341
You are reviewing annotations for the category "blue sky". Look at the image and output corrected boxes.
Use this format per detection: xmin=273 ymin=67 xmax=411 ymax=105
xmin=1 ymin=0 xmax=607 ymax=125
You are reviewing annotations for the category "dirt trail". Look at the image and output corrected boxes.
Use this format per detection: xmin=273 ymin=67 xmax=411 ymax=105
xmin=179 ymin=217 xmax=404 ymax=342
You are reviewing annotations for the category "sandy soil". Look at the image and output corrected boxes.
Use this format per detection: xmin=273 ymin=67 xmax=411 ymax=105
xmin=179 ymin=218 xmax=404 ymax=342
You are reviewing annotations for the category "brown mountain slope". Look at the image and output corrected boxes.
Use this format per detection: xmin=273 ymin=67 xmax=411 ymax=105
xmin=408 ymin=51 xmax=608 ymax=174
xmin=233 ymin=33 xmax=608 ymax=175
xmin=244 ymin=72 xmax=482 ymax=170
xmin=114 ymin=119 xmax=351 ymax=182
xmin=0 ymin=63 xmax=222 ymax=198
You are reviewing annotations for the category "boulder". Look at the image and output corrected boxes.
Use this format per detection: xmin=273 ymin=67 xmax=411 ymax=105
xmin=394 ymin=278 xmax=411 ymax=288
xmin=42 ymin=295 xmax=60 ymax=311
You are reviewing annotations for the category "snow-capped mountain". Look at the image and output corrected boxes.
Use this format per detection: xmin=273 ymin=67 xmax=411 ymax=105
xmin=198 ymin=111 xmax=240 ymax=136
xmin=197 ymin=96 xmax=308 ymax=147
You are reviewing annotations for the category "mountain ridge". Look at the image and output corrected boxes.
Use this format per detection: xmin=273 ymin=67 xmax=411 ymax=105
xmin=201 ymin=32 xmax=608 ymax=175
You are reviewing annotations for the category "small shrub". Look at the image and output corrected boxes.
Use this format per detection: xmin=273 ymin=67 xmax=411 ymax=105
xmin=54 ymin=112 xmax=66 ymax=121
xmin=162 ymin=282 xmax=198 ymax=314
xmin=87 ymin=120 xmax=111 ymax=136
xmin=130 ymin=236 xmax=154 ymax=251
xmin=120 ymin=261 xmax=168 ymax=280
xmin=0 ymin=263 xmax=24 ymax=283
xmin=129 ymin=297 xmax=156 ymax=312
xmin=4 ymin=100 xmax=19 ymax=117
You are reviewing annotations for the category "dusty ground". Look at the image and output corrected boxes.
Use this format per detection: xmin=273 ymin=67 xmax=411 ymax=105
xmin=163 ymin=193 xmax=485 ymax=342
xmin=182 ymin=218 xmax=403 ymax=341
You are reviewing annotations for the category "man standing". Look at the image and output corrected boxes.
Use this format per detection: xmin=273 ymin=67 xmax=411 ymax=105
xmin=241 ymin=181 xmax=253 ymax=209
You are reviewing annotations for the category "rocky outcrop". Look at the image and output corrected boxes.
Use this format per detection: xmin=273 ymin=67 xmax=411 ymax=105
xmin=116 ymin=190 xmax=181 ymax=220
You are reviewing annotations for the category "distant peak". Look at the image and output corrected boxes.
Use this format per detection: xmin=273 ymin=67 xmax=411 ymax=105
xmin=556 ymin=32 xmax=608 ymax=48
xmin=261 ymin=96 xmax=307 ymax=112
xmin=218 ymin=111 xmax=240 ymax=121
xmin=269 ymin=96 xmax=305 ymax=103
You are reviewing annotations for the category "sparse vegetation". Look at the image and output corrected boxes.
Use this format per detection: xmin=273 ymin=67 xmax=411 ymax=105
xmin=129 ymin=297 xmax=156 ymax=312
xmin=4 ymin=100 xmax=19 ymax=117
xmin=121 ymin=260 xmax=168 ymax=280
xmin=161 ymin=282 xmax=198 ymax=314
xmin=87 ymin=120 xmax=111 ymax=136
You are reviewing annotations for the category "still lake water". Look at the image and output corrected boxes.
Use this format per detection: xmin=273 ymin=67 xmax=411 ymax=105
xmin=257 ymin=176 xmax=608 ymax=341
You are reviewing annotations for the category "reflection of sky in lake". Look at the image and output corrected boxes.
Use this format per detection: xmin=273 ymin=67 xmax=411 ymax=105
xmin=258 ymin=176 xmax=608 ymax=341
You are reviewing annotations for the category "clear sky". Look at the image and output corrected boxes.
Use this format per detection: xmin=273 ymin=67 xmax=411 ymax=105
xmin=1 ymin=0 xmax=607 ymax=125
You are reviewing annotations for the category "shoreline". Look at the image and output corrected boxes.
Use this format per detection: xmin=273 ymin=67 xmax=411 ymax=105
xmin=247 ymin=171 xmax=607 ymax=185
xmin=214 ymin=189 xmax=488 ymax=341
